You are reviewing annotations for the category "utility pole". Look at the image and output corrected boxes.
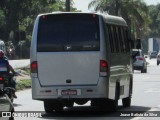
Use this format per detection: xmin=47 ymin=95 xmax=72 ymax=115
xmin=66 ymin=0 xmax=70 ymax=12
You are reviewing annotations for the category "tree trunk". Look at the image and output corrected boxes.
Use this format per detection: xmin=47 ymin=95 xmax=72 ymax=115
xmin=115 ymin=0 xmax=119 ymax=16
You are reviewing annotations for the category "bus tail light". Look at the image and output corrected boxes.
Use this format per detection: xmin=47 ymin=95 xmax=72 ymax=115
xmin=100 ymin=60 xmax=108 ymax=76
xmin=137 ymin=57 xmax=144 ymax=61
xmin=0 ymin=77 xmax=3 ymax=81
xmin=31 ymin=61 xmax=38 ymax=78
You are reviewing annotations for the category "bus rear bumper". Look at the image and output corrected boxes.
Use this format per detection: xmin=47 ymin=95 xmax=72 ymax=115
xmin=31 ymin=77 xmax=109 ymax=100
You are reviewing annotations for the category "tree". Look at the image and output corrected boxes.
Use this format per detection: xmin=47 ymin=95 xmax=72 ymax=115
xmin=0 ymin=0 xmax=77 ymax=58
xmin=18 ymin=0 xmax=77 ymax=41
xmin=0 ymin=9 xmax=5 ymax=38
xmin=148 ymin=4 xmax=160 ymax=38
xmin=0 ymin=0 xmax=77 ymax=41
xmin=88 ymin=0 xmax=149 ymax=39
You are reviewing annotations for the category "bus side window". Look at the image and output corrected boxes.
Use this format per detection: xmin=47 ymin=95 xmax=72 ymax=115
xmin=120 ymin=27 xmax=126 ymax=52
xmin=113 ymin=26 xmax=120 ymax=53
xmin=125 ymin=28 xmax=130 ymax=52
xmin=107 ymin=25 xmax=115 ymax=53
xmin=118 ymin=27 xmax=124 ymax=53
xmin=115 ymin=26 xmax=122 ymax=53
xmin=123 ymin=28 xmax=130 ymax=52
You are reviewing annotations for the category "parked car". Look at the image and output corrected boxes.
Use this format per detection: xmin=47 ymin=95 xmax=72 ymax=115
xmin=157 ymin=53 xmax=160 ymax=65
xmin=132 ymin=49 xmax=147 ymax=73
xmin=150 ymin=51 xmax=157 ymax=59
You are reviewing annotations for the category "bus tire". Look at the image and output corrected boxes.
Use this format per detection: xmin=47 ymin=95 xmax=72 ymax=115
xmin=54 ymin=105 xmax=63 ymax=112
xmin=91 ymin=99 xmax=109 ymax=111
xmin=44 ymin=101 xmax=54 ymax=113
xmin=53 ymin=101 xmax=63 ymax=112
xmin=122 ymin=97 xmax=131 ymax=107
xmin=65 ymin=101 xmax=74 ymax=108
xmin=44 ymin=100 xmax=63 ymax=113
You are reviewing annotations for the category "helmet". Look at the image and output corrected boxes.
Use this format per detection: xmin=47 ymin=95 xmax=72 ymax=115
xmin=0 ymin=50 xmax=4 ymax=58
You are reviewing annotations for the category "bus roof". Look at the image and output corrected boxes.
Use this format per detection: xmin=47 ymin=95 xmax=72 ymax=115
xmin=102 ymin=14 xmax=127 ymax=27
xmin=38 ymin=12 xmax=127 ymax=27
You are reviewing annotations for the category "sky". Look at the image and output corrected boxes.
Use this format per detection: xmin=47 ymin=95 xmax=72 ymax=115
xmin=73 ymin=0 xmax=160 ymax=12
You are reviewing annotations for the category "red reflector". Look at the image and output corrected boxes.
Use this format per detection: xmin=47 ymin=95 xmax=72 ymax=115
xmin=137 ymin=58 xmax=144 ymax=60
xmin=100 ymin=60 xmax=107 ymax=67
xmin=0 ymin=77 xmax=3 ymax=81
xmin=31 ymin=61 xmax=38 ymax=73
xmin=45 ymin=90 xmax=52 ymax=93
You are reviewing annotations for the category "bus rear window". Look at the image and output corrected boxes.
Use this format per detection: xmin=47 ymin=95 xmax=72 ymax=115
xmin=37 ymin=14 xmax=100 ymax=52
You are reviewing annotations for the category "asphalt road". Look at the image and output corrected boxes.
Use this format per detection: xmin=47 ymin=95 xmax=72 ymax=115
xmin=11 ymin=58 xmax=160 ymax=120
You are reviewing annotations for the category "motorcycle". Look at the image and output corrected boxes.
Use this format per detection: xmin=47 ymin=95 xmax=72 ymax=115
xmin=0 ymin=93 xmax=15 ymax=120
xmin=7 ymin=47 xmax=15 ymax=60
xmin=0 ymin=73 xmax=16 ymax=102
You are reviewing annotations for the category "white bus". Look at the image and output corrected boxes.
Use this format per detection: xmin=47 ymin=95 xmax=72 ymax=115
xmin=30 ymin=12 xmax=134 ymax=112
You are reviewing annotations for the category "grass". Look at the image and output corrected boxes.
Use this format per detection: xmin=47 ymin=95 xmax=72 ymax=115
xmin=15 ymin=66 xmax=31 ymax=91
xmin=15 ymin=66 xmax=30 ymax=75
xmin=21 ymin=67 xmax=30 ymax=74
xmin=16 ymin=79 xmax=31 ymax=91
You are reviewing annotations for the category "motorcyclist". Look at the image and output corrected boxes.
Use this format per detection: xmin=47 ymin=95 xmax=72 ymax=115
xmin=0 ymin=50 xmax=17 ymax=98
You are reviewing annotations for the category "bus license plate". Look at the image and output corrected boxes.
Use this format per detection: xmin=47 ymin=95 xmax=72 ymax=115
xmin=61 ymin=90 xmax=77 ymax=95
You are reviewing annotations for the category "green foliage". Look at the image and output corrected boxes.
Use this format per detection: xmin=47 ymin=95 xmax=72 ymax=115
xmin=0 ymin=9 xmax=5 ymax=38
xmin=0 ymin=0 xmax=77 ymax=41
xmin=148 ymin=4 xmax=160 ymax=37
xmin=89 ymin=0 xmax=150 ymax=39
xmin=16 ymin=79 xmax=31 ymax=91
xmin=0 ymin=9 xmax=5 ymax=27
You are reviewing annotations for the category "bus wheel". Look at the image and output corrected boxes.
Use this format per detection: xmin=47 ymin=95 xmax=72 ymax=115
xmin=52 ymin=101 xmax=64 ymax=112
xmin=91 ymin=99 xmax=109 ymax=111
xmin=122 ymin=96 xmax=131 ymax=107
xmin=65 ymin=100 xmax=74 ymax=108
xmin=44 ymin=101 xmax=54 ymax=113
xmin=54 ymin=104 xmax=63 ymax=112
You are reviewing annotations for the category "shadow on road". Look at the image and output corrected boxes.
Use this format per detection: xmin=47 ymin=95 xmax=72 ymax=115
xmin=13 ymin=103 xmax=22 ymax=107
xmin=40 ymin=105 xmax=151 ymax=119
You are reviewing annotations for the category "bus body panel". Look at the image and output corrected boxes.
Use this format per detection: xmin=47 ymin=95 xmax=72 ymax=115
xmin=37 ymin=52 xmax=100 ymax=86
xmin=109 ymin=57 xmax=131 ymax=99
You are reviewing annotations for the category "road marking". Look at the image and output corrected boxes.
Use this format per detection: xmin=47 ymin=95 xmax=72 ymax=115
xmin=145 ymin=88 xmax=160 ymax=93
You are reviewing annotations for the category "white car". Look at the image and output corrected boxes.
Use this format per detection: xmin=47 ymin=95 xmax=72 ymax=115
xmin=132 ymin=49 xmax=147 ymax=73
